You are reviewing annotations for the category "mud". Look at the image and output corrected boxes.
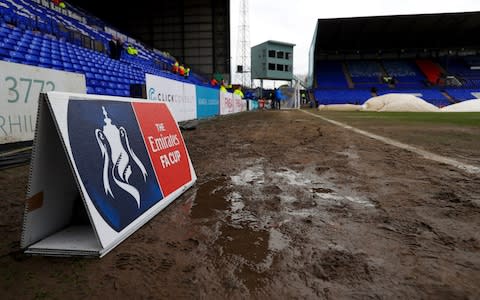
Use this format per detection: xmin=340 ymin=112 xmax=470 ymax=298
xmin=0 ymin=109 xmax=479 ymax=299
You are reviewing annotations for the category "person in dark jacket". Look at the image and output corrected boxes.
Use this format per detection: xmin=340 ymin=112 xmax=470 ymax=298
xmin=109 ymin=37 xmax=124 ymax=60
xmin=108 ymin=38 xmax=117 ymax=59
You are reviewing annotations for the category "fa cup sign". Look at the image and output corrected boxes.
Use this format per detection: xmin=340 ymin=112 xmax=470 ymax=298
xmin=21 ymin=92 xmax=196 ymax=257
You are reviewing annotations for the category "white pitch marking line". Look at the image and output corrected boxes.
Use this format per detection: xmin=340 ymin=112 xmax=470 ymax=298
xmin=300 ymin=110 xmax=480 ymax=175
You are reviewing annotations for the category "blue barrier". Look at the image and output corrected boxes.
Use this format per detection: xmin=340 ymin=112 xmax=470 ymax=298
xmin=196 ymin=85 xmax=220 ymax=118
xmin=248 ymin=99 xmax=259 ymax=110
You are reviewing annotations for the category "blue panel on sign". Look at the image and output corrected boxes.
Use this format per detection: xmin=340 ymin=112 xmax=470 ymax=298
xmin=67 ymin=100 xmax=163 ymax=232
xmin=196 ymin=86 xmax=220 ymax=118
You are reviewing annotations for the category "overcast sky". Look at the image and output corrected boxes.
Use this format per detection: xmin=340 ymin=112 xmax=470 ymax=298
xmin=230 ymin=0 xmax=480 ymax=83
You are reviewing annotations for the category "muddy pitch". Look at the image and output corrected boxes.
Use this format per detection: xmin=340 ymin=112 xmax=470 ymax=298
xmin=1 ymin=109 xmax=479 ymax=299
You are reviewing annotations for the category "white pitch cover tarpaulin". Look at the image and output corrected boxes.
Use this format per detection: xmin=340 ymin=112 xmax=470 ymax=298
xmin=363 ymin=94 xmax=439 ymax=112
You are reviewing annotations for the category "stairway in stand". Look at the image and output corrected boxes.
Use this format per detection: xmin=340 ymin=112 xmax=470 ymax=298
xmin=441 ymin=91 xmax=456 ymax=104
xmin=342 ymin=62 xmax=355 ymax=89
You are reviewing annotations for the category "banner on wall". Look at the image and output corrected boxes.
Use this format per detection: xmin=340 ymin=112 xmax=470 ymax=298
xmin=145 ymin=74 xmax=197 ymax=122
xmin=21 ymin=92 xmax=197 ymax=257
xmin=219 ymin=91 xmax=234 ymax=115
xmin=233 ymin=94 xmax=247 ymax=113
xmin=0 ymin=61 xmax=86 ymax=144
xmin=196 ymin=86 xmax=219 ymax=119
xmin=248 ymin=100 xmax=259 ymax=111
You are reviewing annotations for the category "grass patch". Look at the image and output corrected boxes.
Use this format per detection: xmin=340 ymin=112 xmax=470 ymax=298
xmin=316 ymin=111 xmax=480 ymax=127
xmin=304 ymin=109 xmax=480 ymax=164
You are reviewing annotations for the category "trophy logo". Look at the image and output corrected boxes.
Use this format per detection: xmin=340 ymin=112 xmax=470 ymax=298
xmin=95 ymin=106 xmax=148 ymax=208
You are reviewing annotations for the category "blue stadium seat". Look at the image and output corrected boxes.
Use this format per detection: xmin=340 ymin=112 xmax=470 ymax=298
xmin=0 ymin=0 xmax=207 ymax=96
xmin=314 ymin=89 xmax=372 ymax=105
xmin=39 ymin=51 xmax=50 ymax=58
xmin=0 ymin=40 xmax=16 ymax=51
xmin=316 ymin=61 xmax=349 ymax=88
xmin=38 ymin=56 xmax=51 ymax=66
xmin=94 ymin=87 xmax=105 ymax=94
xmin=0 ymin=48 xmax=9 ymax=58
xmin=9 ymin=51 xmax=25 ymax=61
xmin=25 ymin=54 xmax=40 ymax=64
xmin=446 ymin=89 xmax=480 ymax=101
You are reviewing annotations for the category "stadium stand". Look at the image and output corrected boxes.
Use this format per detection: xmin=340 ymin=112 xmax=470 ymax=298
xmin=415 ymin=59 xmax=443 ymax=86
xmin=308 ymin=13 xmax=480 ymax=108
xmin=313 ymin=59 xmax=456 ymax=107
xmin=313 ymin=89 xmax=372 ymax=105
xmin=444 ymin=88 xmax=480 ymax=102
xmin=442 ymin=57 xmax=478 ymax=77
xmin=315 ymin=61 xmax=349 ymax=89
xmin=0 ymin=0 xmax=209 ymax=96
xmin=440 ymin=56 xmax=480 ymax=88
xmin=382 ymin=60 xmax=426 ymax=88
xmin=347 ymin=61 xmax=383 ymax=83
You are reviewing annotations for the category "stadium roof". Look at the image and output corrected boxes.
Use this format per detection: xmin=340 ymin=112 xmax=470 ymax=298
xmin=67 ymin=0 xmax=231 ymax=78
xmin=312 ymin=11 xmax=480 ymax=54
xmin=252 ymin=40 xmax=296 ymax=48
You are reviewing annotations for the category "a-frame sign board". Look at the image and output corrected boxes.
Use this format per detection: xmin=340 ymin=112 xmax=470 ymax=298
xmin=21 ymin=92 xmax=197 ymax=257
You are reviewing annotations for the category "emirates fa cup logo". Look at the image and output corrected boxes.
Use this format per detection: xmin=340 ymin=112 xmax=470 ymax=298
xmin=95 ymin=106 xmax=148 ymax=208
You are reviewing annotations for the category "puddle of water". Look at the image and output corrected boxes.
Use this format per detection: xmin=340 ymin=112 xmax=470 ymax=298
xmin=277 ymin=194 xmax=297 ymax=203
xmin=231 ymin=166 xmax=264 ymax=186
xmin=268 ymin=228 xmax=289 ymax=252
xmin=317 ymin=193 xmax=344 ymax=201
xmin=191 ymin=178 xmax=229 ymax=219
xmin=238 ymin=265 xmax=266 ymax=292
xmin=274 ymin=169 xmax=311 ymax=186
xmin=315 ymin=192 xmax=375 ymax=208
xmin=345 ymin=196 xmax=375 ymax=207
xmin=217 ymin=224 xmax=269 ymax=264
xmin=232 ymin=228 xmax=290 ymax=292
xmin=229 ymin=212 xmax=259 ymax=225
xmin=271 ymin=166 xmax=376 ymax=209
xmin=271 ymin=168 xmax=316 ymax=205
xmin=337 ymin=147 xmax=359 ymax=160
xmin=286 ymin=209 xmax=314 ymax=218
xmin=312 ymin=187 xmax=334 ymax=194
xmin=228 ymin=191 xmax=244 ymax=211
xmin=226 ymin=191 xmax=258 ymax=225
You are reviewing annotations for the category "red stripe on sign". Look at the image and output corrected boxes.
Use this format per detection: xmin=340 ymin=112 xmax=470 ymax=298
xmin=132 ymin=102 xmax=192 ymax=197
